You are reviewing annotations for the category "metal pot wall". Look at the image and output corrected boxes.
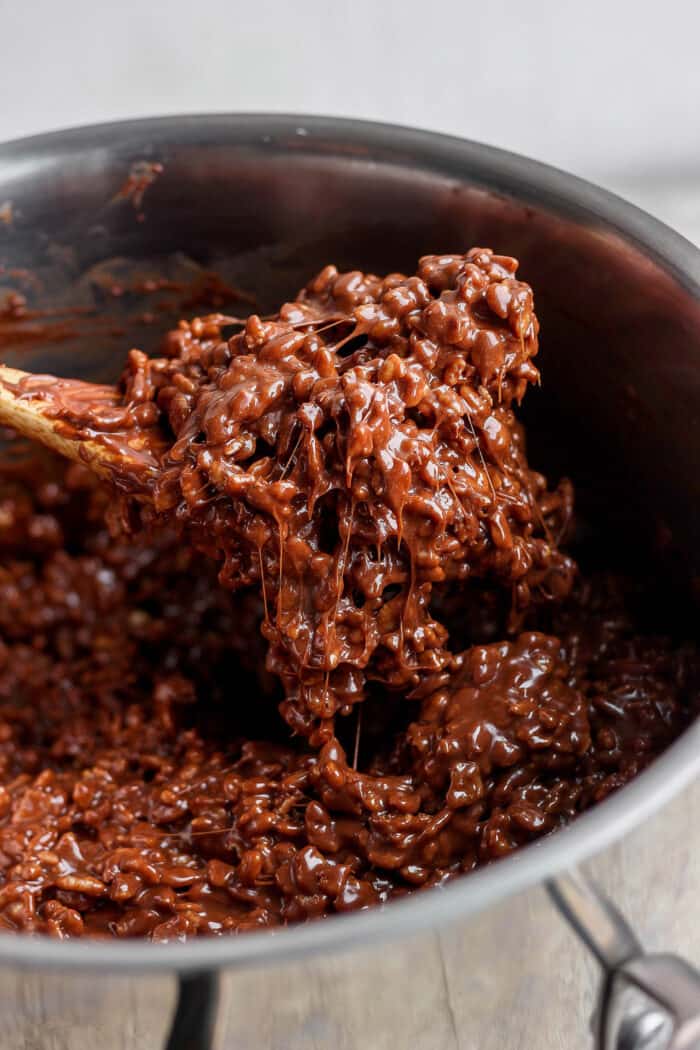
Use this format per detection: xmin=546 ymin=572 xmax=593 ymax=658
xmin=1 ymin=115 xmax=700 ymax=1050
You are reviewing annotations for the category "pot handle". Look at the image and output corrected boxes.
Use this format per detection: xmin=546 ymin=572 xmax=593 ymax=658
xmin=164 ymin=970 xmax=220 ymax=1050
xmin=548 ymin=869 xmax=700 ymax=1049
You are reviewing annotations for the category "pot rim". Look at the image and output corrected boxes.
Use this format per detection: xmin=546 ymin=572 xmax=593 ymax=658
xmin=0 ymin=112 xmax=698 ymax=974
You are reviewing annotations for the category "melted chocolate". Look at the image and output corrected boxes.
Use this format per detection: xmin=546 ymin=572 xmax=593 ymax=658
xmin=0 ymin=250 xmax=696 ymax=940
xmin=122 ymin=251 xmax=575 ymax=739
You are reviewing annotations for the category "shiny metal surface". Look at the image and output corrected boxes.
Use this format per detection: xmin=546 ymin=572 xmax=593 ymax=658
xmin=548 ymin=870 xmax=642 ymax=972
xmin=1 ymin=114 xmax=700 ymax=1049
xmin=549 ymin=873 xmax=700 ymax=1049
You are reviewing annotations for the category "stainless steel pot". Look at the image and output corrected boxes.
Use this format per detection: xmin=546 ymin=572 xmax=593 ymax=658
xmin=1 ymin=114 xmax=700 ymax=1050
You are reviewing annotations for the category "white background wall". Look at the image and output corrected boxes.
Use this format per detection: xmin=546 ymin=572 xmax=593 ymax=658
xmin=1 ymin=0 xmax=699 ymax=235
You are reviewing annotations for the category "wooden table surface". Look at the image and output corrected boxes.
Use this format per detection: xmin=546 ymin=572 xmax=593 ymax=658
xmin=2 ymin=182 xmax=699 ymax=1050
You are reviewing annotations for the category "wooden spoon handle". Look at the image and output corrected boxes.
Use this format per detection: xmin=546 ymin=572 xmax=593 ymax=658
xmin=0 ymin=364 xmax=159 ymax=487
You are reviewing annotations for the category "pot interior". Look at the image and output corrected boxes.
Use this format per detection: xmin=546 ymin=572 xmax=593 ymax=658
xmin=0 ymin=117 xmax=699 ymax=959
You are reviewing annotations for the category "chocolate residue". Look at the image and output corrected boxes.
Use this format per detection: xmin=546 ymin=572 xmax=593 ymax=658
xmin=112 ymin=161 xmax=164 ymax=214
xmin=0 ymin=261 xmax=254 ymax=353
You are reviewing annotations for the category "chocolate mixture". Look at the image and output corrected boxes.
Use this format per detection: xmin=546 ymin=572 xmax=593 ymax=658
xmin=0 ymin=251 xmax=696 ymax=939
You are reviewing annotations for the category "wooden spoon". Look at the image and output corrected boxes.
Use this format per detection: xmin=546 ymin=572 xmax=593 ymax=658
xmin=0 ymin=364 xmax=161 ymax=490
